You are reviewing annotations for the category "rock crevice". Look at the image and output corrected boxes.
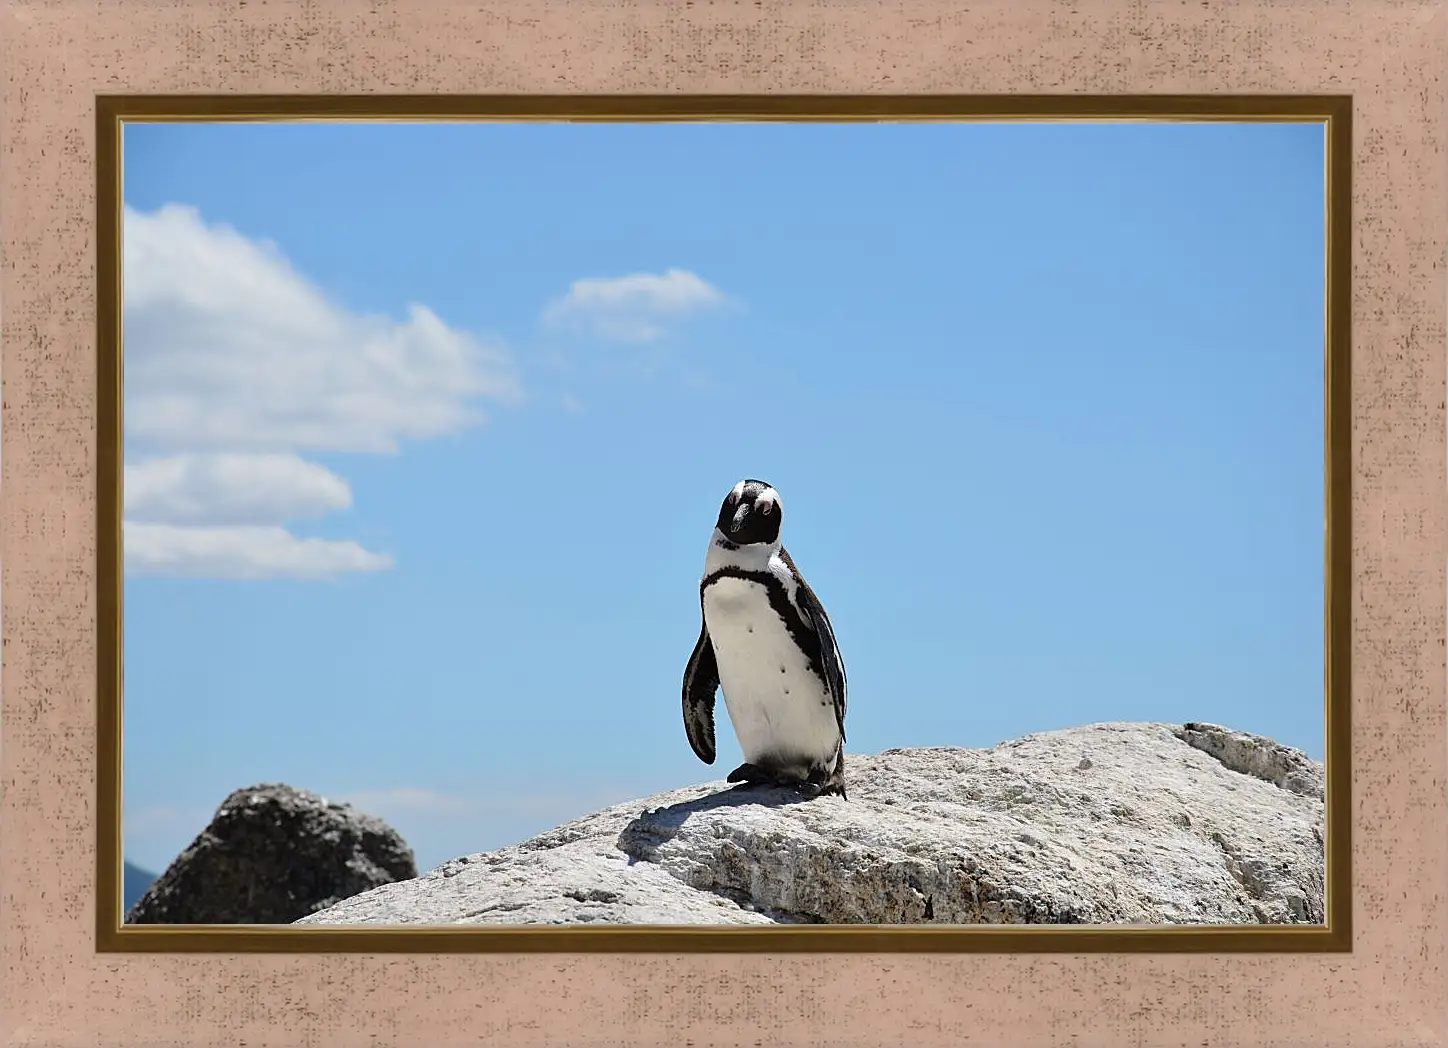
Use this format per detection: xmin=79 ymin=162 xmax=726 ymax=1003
xmin=1174 ymin=722 xmax=1326 ymax=799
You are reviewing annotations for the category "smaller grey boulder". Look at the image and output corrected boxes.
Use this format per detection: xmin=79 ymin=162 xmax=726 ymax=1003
xmin=126 ymin=783 xmax=418 ymax=925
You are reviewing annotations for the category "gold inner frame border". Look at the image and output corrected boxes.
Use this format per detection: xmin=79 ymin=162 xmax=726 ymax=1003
xmin=94 ymin=93 xmax=1352 ymax=954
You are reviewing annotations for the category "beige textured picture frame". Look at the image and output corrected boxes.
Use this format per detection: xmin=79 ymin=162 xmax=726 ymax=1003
xmin=3 ymin=1 xmax=1444 ymax=1044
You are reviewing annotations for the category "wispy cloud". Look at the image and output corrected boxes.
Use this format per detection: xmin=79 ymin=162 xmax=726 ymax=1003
xmin=337 ymin=787 xmax=481 ymax=817
xmin=125 ymin=784 xmax=658 ymax=876
xmin=124 ymin=803 xmax=206 ymax=839
xmin=335 ymin=786 xmax=635 ymax=820
xmin=541 ymin=268 xmax=727 ymax=343
xmin=333 ymin=784 xmax=659 ymax=870
xmin=123 ymin=203 xmax=520 ymax=580
xmin=125 ymin=453 xmax=353 ymax=526
xmin=125 ymin=524 xmax=393 ymax=580
xmin=123 ymin=802 xmax=214 ymax=873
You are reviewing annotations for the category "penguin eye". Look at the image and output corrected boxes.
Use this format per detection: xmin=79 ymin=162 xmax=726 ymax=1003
xmin=759 ymin=501 xmax=773 ymax=515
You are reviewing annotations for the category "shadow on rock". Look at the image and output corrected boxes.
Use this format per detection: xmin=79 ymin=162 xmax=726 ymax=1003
xmin=616 ymin=782 xmax=822 ymax=863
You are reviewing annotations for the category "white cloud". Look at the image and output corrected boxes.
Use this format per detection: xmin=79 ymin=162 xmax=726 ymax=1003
xmin=127 ymin=784 xmax=662 ymax=877
xmin=333 ymin=784 xmax=661 ymax=871
xmin=125 ymin=453 xmax=352 ymax=526
xmin=122 ymin=203 xmax=519 ymax=579
xmin=124 ymin=204 xmax=520 ymax=455
xmin=337 ymin=787 xmax=483 ymax=817
xmin=124 ymin=803 xmax=213 ymax=874
xmin=337 ymin=786 xmax=648 ymax=819
xmin=125 ymin=523 xmax=393 ymax=580
xmin=124 ymin=803 xmax=203 ymax=840
xmin=542 ymin=268 xmax=726 ymax=343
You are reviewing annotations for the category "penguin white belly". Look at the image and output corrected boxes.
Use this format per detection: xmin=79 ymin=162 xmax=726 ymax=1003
xmin=702 ymin=576 xmax=839 ymax=773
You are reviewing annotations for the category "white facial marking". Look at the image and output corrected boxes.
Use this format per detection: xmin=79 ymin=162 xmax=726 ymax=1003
xmin=730 ymin=480 xmax=747 ymax=504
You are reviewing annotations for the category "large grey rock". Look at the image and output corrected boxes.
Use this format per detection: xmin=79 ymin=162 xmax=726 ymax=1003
xmin=298 ymin=723 xmax=1325 ymax=927
xmin=127 ymin=783 xmax=418 ymax=924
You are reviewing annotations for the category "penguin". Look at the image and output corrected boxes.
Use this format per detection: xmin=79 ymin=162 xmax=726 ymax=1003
xmin=681 ymin=479 xmax=849 ymax=799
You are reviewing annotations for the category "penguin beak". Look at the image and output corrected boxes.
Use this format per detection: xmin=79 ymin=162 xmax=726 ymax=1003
xmin=729 ymin=501 xmax=751 ymax=533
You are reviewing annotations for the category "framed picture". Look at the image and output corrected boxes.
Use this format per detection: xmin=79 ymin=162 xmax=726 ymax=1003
xmin=100 ymin=95 xmax=1350 ymax=953
xmin=3 ymin=3 xmax=1442 ymax=1046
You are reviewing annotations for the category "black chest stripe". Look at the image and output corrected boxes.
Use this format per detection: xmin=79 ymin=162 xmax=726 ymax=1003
xmin=700 ymin=566 xmax=827 ymax=684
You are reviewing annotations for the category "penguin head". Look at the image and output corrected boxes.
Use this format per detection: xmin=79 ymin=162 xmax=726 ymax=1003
xmin=716 ymin=478 xmax=783 ymax=546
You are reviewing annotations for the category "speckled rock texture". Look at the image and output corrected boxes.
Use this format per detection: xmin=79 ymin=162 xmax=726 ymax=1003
xmin=126 ymin=783 xmax=418 ymax=924
xmin=298 ymin=722 xmax=1324 ymax=927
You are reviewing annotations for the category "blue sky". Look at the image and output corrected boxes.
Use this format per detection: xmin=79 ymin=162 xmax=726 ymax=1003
xmin=121 ymin=119 xmax=1327 ymax=876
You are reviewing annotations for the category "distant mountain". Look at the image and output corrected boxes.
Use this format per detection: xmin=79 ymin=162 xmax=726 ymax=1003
xmin=123 ymin=861 xmax=158 ymax=913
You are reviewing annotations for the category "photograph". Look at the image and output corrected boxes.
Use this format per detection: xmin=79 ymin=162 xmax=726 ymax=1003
xmin=117 ymin=116 xmax=1329 ymax=928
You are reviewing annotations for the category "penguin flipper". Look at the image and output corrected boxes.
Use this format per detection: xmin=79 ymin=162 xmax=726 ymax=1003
xmin=682 ymin=618 xmax=719 ymax=765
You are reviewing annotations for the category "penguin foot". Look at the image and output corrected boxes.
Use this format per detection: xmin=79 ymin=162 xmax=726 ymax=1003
xmin=728 ymin=761 xmax=846 ymax=799
xmin=802 ymin=774 xmax=847 ymax=800
xmin=804 ymin=755 xmax=847 ymax=800
xmin=819 ymin=781 xmax=848 ymax=800
xmin=726 ymin=762 xmax=774 ymax=787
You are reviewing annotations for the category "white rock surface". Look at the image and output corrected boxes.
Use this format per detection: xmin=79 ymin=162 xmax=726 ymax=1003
xmin=298 ymin=722 xmax=1326 ymax=926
